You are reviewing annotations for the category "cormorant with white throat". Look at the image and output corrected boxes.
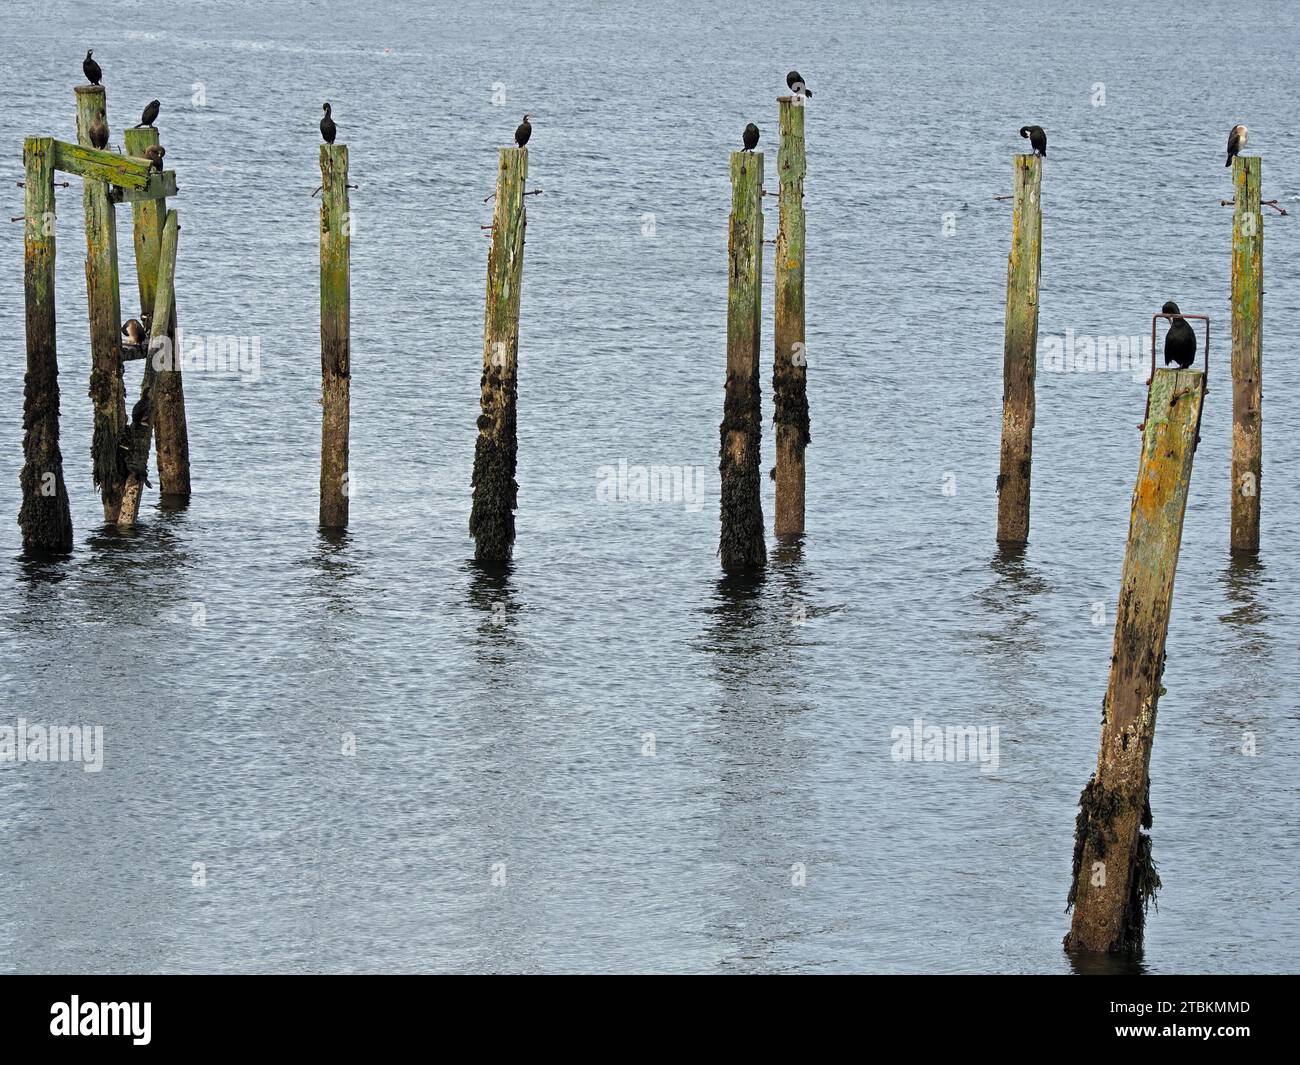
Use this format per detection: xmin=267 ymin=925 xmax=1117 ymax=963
xmin=1020 ymin=125 xmax=1047 ymax=157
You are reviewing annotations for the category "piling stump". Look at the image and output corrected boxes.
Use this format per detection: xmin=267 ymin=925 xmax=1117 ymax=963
xmin=1230 ymin=155 xmax=1262 ymax=554
xmin=19 ymin=137 xmax=73 ymax=552
xmin=774 ymin=98 xmax=808 ymax=537
xmin=470 ymin=147 xmax=528 ymax=564
xmin=1065 ymin=368 xmax=1206 ymax=954
xmin=720 ymin=149 xmax=766 ymax=572
xmin=319 ymin=143 xmax=351 ymax=529
xmin=75 ymin=85 xmax=128 ymax=521
xmin=996 ymin=154 xmax=1042 ymax=545
xmin=125 ymin=125 xmax=190 ymax=500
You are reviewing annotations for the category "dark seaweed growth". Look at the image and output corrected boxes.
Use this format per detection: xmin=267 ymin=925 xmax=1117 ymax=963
xmin=772 ymin=363 xmax=810 ymax=447
xmin=469 ymin=364 xmax=518 ymax=564
xmin=719 ymin=370 xmax=765 ymax=572
xmin=88 ymin=367 xmax=126 ymax=491
xmin=1065 ymin=774 xmax=1160 ymax=953
xmin=18 ymin=367 xmax=72 ymax=552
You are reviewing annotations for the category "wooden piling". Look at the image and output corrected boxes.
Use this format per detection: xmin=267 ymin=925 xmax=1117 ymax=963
xmin=75 ymin=85 xmax=128 ymax=521
xmin=319 ymin=143 xmax=351 ymax=529
xmin=773 ymin=98 xmax=808 ymax=538
xmin=125 ymin=125 xmax=190 ymax=500
xmin=18 ymin=137 xmax=73 ymax=553
xmin=996 ymin=154 xmax=1042 ymax=545
xmin=470 ymin=147 xmax=528 ymax=564
xmin=1230 ymin=155 xmax=1262 ymax=554
xmin=1065 ymin=368 xmax=1206 ymax=954
xmin=719 ymin=150 xmax=766 ymax=573
xmin=118 ymin=210 xmax=178 ymax=527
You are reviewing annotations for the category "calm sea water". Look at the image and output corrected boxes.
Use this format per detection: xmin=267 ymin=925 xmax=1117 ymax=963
xmin=0 ymin=0 xmax=1297 ymax=974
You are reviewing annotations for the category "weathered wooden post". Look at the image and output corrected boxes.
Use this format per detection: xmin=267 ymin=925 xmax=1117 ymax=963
xmin=319 ymin=143 xmax=351 ymax=529
xmin=470 ymin=147 xmax=527 ymax=564
xmin=773 ymin=97 xmax=808 ymax=538
xmin=75 ymin=84 xmax=128 ymax=521
xmin=719 ymin=149 xmax=766 ymax=572
xmin=1230 ymin=155 xmax=1262 ymax=554
xmin=1065 ymin=367 xmax=1206 ymax=954
xmin=118 ymin=210 xmax=178 ymax=527
xmin=124 ymin=125 xmax=191 ymax=501
xmin=18 ymin=136 xmax=73 ymax=553
xmin=996 ymin=154 xmax=1042 ymax=545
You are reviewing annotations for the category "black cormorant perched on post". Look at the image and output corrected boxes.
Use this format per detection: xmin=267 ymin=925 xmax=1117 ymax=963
xmin=122 ymin=318 xmax=146 ymax=347
xmin=742 ymin=123 xmax=760 ymax=152
xmin=1226 ymin=124 xmax=1248 ymax=167
xmin=137 ymin=99 xmax=160 ymax=128
xmin=89 ymin=111 xmax=109 ymax=150
xmin=83 ymin=50 xmax=102 ymax=86
xmin=131 ymin=388 xmax=151 ymax=426
xmin=786 ymin=70 xmax=812 ymax=97
xmin=1019 ymin=125 xmax=1047 ymax=157
xmin=1162 ymin=301 xmax=1196 ymax=369
xmin=143 ymin=143 xmax=165 ymax=173
xmin=320 ymin=103 xmax=336 ymax=145
xmin=515 ymin=114 xmax=532 ymax=148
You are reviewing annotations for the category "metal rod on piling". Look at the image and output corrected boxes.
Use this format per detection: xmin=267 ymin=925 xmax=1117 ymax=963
xmin=319 ymin=142 xmax=351 ymax=529
xmin=118 ymin=209 xmax=178 ymax=527
xmin=125 ymin=125 xmax=191 ymax=500
xmin=996 ymin=154 xmax=1042 ymax=545
xmin=1230 ymin=155 xmax=1262 ymax=554
xmin=18 ymin=136 xmax=73 ymax=553
xmin=470 ymin=146 xmax=528 ymax=564
xmin=1064 ymin=367 xmax=1207 ymax=954
xmin=75 ymin=84 xmax=128 ymax=521
xmin=719 ymin=149 xmax=766 ymax=573
xmin=773 ymin=97 xmax=808 ymax=538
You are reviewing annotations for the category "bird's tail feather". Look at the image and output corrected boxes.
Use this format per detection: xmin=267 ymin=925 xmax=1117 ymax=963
xmin=1225 ymin=156 xmax=1232 ymax=167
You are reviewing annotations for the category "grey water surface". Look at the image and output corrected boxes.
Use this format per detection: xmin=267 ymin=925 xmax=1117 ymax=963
xmin=0 ymin=0 xmax=1297 ymax=973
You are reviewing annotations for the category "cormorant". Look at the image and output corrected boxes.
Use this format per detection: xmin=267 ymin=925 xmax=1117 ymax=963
xmin=131 ymin=388 xmax=151 ymax=426
xmin=515 ymin=114 xmax=532 ymax=148
xmin=121 ymin=318 xmax=146 ymax=347
xmin=1019 ymin=125 xmax=1047 ymax=157
xmin=89 ymin=111 xmax=109 ymax=150
xmin=1162 ymin=301 xmax=1196 ymax=369
xmin=83 ymin=50 xmax=102 ymax=86
xmin=1226 ymin=124 xmax=1248 ymax=167
xmin=786 ymin=70 xmax=812 ymax=97
xmin=137 ymin=99 xmax=160 ymax=128
xmin=320 ymin=102 xmax=336 ymax=145
xmin=742 ymin=122 xmax=760 ymax=152
xmin=143 ymin=143 xmax=165 ymax=173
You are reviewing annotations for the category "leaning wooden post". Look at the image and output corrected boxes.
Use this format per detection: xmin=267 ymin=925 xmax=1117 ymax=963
xmin=75 ymin=84 xmax=128 ymax=521
xmin=1065 ymin=367 xmax=1206 ymax=954
xmin=719 ymin=149 xmax=766 ymax=572
xmin=469 ymin=147 xmax=527 ymax=564
xmin=996 ymin=154 xmax=1042 ymax=545
xmin=118 ymin=210 xmax=178 ymax=527
xmin=773 ymin=97 xmax=808 ymax=538
xmin=18 ymin=137 xmax=73 ymax=553
xmin=125 ymin=125 xmax=191 ymax=500
xmin=1230 ymin=155 xmax=1262 ymax=554
xmin=319 ymin=143 xmax=351 ymax=529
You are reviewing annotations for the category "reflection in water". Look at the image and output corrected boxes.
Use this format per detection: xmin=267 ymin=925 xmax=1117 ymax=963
xmin=970 ymin=544 xmax=1052 ymax=672
xmin=466 ymin=560 xmax=526 ymax=674
xmin=1219 ymin=554 xmax=1271 ymax=649
xmin=308 ymin=528 xmax=359 ymax=616
xmin=699 ymin=566 xmax=820 ymax=971
xmin=1066 ymin=949 xmax=1149 ymax=976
